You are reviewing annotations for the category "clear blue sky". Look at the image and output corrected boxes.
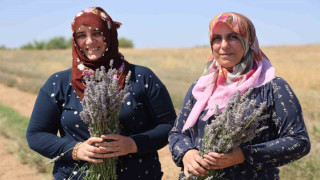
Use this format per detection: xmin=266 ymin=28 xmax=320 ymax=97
xmin=1 ymin=0 xmax=319 ymax=48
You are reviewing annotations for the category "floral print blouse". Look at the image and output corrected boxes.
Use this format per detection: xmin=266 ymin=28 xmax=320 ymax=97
xmin=169 ymin=77 xmax=310 ymax=180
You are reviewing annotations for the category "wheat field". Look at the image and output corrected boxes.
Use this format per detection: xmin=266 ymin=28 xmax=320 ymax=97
xmin=0 ymin=44 xmax=319 ymax=179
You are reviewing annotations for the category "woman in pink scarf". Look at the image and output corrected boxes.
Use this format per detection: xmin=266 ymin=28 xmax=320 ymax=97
xmin=169 ymin=12 xmax=310 ymax=179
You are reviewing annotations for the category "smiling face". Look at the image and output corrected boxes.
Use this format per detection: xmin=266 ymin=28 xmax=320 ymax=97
xmin=75 ymin=25 xmax=107 ymax=61
xmin=211 ymin=22 xmax=245 ymax=70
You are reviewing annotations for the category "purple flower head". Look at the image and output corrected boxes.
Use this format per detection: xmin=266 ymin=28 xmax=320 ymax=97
xmin=83 ymin=69 xmax=95 ymax=78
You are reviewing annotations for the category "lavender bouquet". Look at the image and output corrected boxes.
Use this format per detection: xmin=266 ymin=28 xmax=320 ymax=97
xmin=79 ymin=61 xmax=131 ymax=180
xmin=183 ymin=89 xmax=269 ymax=180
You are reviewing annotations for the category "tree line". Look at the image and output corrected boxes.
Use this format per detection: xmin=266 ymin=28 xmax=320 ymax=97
xmin=0 ymin=37 xmax=134 ymax=50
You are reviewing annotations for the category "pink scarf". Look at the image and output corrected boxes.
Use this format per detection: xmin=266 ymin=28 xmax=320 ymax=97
xmin=182 ymin=57 xmax=275 ymax=131
xmin=182 ymin=12 xmax=276 ymax=131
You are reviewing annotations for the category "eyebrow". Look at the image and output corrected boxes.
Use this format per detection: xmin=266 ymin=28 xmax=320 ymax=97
xmin=75 ymin=29 xmax=101 ymax=34
xmin=212 ymin=32 xmax=239 ymax=36
xmin=75 ymin=31 xmax=85 ymax=34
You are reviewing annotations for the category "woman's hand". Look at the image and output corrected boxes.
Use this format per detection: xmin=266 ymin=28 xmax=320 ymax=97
xmin=95 ymin=134 xmax=138 ymax=158
xmin=203 ymin=147 xmax=245 ymax=169
xmin=182 ymin=149 xmax=210 ymax=178
xmin=76 ymin=137 xmax=106 ymax=163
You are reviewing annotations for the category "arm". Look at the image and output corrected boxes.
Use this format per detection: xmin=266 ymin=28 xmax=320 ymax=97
xmin=168 ymin=82 xmax=197 ymax=167
xmin=26 ymin=86 xmax=77 ymax=161
xmin=240 ymin=78 xmax=311 ymax=169
xmin=130 ymin=69 xmax=177 ymax=153
xmin=169 ymin=82 xmax=211 ymax=178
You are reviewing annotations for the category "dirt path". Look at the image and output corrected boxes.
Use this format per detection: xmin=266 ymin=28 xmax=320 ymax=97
xmin=0 ymin=136 xmax=46 ymax=180
xmin=0 ymin=83 xmax=36 ymax=118
xmin=0 ymin=84 xmax=45 ymax=180
xmin=0 ymin=83 xmax=180 ymax=180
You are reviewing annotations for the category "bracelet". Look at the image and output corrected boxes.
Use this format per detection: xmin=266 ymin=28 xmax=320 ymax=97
xmin=72 ymin=142 xmax=82 ymax=161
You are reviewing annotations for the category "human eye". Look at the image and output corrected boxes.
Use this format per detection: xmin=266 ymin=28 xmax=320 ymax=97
xmin=76 ymin=33 xmax=85 ymax=39
xmin=228 ymin=34 xmax=239 ymax=40
xmin=211 ymin=35 xmax=221 ymax=43
xmin=93 ymin=31 xmax=103 ymax=37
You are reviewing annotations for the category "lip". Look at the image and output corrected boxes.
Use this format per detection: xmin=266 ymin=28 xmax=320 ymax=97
xmin=220 ymin=53 xmax=233 ymax=56
xmin=86 ymin=47 xmax=100 ymax=53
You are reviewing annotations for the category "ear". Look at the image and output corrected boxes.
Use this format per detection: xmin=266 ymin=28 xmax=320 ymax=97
xmin=114 ymin=21 xmax=122 ymax=29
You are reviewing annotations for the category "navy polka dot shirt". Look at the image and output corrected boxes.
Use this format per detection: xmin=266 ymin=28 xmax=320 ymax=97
xmin=27 ymin=64 xmax=176 ymax=180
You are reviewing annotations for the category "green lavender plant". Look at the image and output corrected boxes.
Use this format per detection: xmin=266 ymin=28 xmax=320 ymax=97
xmin=182 ymin=89 xmax=269 ymax=180
xmin=79 ymin=61 xmax=131 ymax=180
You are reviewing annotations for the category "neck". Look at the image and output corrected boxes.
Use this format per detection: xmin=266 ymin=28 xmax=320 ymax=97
xmin=224 ymin=67 xmax=233 ymax=72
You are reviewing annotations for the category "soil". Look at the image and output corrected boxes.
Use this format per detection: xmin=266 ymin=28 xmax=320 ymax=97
xmin=0 ymin=83 xmax=180 ymax=180
xmin=0 ymin=136 xmax=46 ymax=180
xmin=0 ymin=84 xmax=45 ymax=180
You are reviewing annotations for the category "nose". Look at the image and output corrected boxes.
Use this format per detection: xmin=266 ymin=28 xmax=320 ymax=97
xmin=221 ymin=38 xmax=230 ymax=49
xmin=85 ymin=35 xmax=94 ymax=45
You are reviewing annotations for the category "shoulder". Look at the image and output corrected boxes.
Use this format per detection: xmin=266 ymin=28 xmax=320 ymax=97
xmin=128 ymin=64 xmax=169 ymax=98
xmin=270 ymin=77 xmax=290 ymax=88
xmin=249 ymin=77 xmax=292 ymax=107
xmin=254 ymin=77 xmax=290 ymax=94
xmin=41 ymin=68 xmax=72 ymax=93
xmin=129 ymin=64 xmax=155 ymax=77
xmin=269 ymin=77 xmax=296 ymax=96
xmin=46 ymin=68 xmax=72 ymax=83
xmin=48 ymin=68 xmax=72 ymax=80
xmin=189 ymin=80 xmax=198 ymax=91
xmin=267 ymin=77 xmax=300 ymax=103
xmin=128 ymin=63 xmax=163 ymax=86
xmin=182 ymin=80 xmax=198 ymax=102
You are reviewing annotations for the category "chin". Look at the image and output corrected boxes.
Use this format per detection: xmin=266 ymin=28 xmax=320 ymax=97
xmin=88 ymin=55 xmax=101 ymax=61
xmin=220 ymin=62 xmax=235 ymax=69
xmin=88 ymin=58 xmax=99 ymax=61
xmin=218 ymin=60 xmax=231 ymax=66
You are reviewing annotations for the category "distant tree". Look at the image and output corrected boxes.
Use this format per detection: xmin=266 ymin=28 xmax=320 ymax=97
xmin=20 ymin=36 xmax=133 ymax=50
xmin=0 ymin=45 xmax=6 ymax=50
xmin=21 ymin=42 xmax=35 ymax=50
xmin=46 ymin=36 xmax=68 ymax=49
xmin=33 ymin=41 xmax=46 ymax=49
xmin=67 ymin=37 xmax=73 ymax=48
xmin=21 ymin=40 xmax=46 ymax=50
xmin=118 ymin=37 xmax=134 ymax=48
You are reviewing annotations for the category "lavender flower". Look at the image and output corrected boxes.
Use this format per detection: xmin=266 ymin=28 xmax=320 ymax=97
xmin=78 ymin=62 xmax=131 ymax=180
xmin=182 ymin=89 xmax=269 ymax=180
xmin=46 ymin=61 xmax=131 ymax=180
xmin=46 ymin=153 xmax=65 ymax=166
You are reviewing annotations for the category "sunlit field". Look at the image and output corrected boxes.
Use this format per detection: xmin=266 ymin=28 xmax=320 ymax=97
xmin=0 ymin=44 xmax=319 ymax=179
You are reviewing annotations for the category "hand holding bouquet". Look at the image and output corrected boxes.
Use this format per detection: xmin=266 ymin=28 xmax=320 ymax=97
xmin=79 ymin=61 xmax=131 ymax=180
xmin=183 ymin=89 xmax=269 ymax=180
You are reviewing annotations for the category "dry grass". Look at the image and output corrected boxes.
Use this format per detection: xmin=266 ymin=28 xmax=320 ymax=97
xmin=0 ymin=44 xmax=319 ymax=179
xmin=262 ymin=45 xmax=320 ymax=123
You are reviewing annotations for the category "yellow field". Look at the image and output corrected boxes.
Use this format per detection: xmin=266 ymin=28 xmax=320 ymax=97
xmin=0 ymin=44 xmax=319 ymax=179
xmin=1 ymin=45 xmax=319 ymax=118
